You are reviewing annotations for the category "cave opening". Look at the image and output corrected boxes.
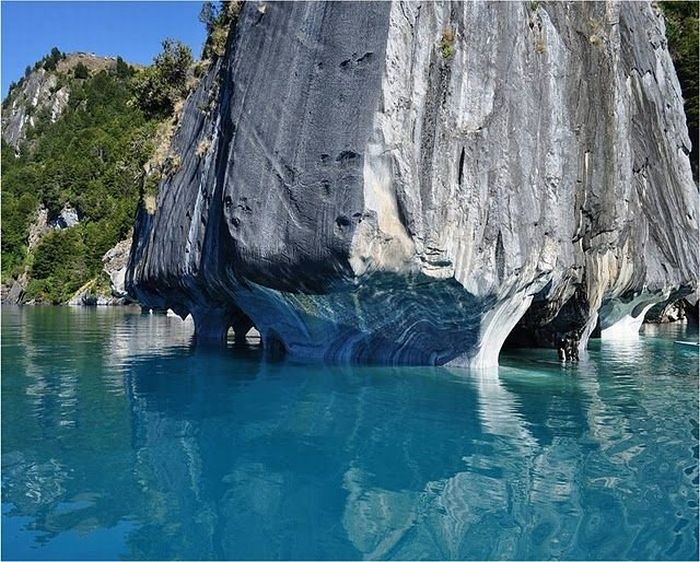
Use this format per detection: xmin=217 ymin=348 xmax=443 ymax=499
xmin=644 ymin=297 xmax=699 ymax=326
xmin=262 ymin=329 xmax=287 ymax=360
xmin=191 ymin=304 xmax=259 ymax=348
xmin=226 ymin=325 xmax=263 ymax=346
xmin=502 ymin=286 xmax=591 ymax=353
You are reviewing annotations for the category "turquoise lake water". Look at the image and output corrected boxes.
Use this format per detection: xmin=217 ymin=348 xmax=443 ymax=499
xmin=1 ymin=305 xmax=698 ymax=560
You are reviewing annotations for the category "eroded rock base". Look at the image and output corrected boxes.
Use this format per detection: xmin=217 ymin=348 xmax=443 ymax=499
xmin=230 ymin=274 xmax=486 ymax=366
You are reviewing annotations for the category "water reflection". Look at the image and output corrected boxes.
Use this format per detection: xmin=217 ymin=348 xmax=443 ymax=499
xmin=1 ymin=306 xmax=698 ymax=560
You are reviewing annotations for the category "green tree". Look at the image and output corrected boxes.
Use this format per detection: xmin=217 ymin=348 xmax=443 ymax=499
xmin=154 ymin=39 xmax=193 ymax=96
xmin=115 ymin=56 xmax=133 ymax=78
xmin=132 ymin=67 xmax=176 ymax=118
xmin=74 ymin=62 xmax=89 ymax=79
xmin=200 ymin=1 xmax=241 ymax=59
xmin=199 ymin=1 xmax=217 ymax=33
xmin=43 ymin=47 xmax=64 ymax=71
xmin=29 ymin=228 xmax=88 ymax=303
xmin=132 ymin=39 xmax=193 ymax=118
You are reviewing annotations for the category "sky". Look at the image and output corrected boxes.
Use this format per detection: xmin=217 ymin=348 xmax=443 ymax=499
xmin=1 ymin=1 xmax=207 ymax=97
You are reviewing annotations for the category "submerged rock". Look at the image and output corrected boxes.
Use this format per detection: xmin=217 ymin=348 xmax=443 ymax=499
xmin=127 ymin=1 xmax=698 ymax=366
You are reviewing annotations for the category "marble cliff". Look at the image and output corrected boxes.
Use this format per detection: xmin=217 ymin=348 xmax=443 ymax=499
xmin=127 ymin=1 xmax=698 ymax=367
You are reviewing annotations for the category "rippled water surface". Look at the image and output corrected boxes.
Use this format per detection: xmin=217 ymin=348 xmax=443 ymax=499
xmin=2 ymin=306 xmax=698 ymax=560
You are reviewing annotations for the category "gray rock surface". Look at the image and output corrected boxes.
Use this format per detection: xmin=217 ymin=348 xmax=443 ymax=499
xmin=49 ymin=205 xmax=80 ymax=230
xmin=67 ymin=237 xmax=135 ymax=306
xmin=2 ymin=70 xmax=69 ymax=150
xmin=128 ymin=1 xmax=698 ymax=367
xmin=647 ymin=300 xmax=687 ymax=323
xmin=27 ymin=205 xmax=50 ymax=250
xmin=103 ymin=237 xmax=133 ymax=301
xmin=645 ymin=290 xmax=696 ymax=324
xmin=1 ymin=205 xmax=50 ymax=305
xmin=1 ymin=273 xmax=27 ymax=305
xmin=66 ymin=291 xmax=111 ymax=306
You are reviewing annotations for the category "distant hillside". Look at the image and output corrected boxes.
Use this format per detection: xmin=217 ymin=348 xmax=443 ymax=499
xmin=2 ymin=52 xmax=140 ymax=150
xmin=1 ymin=43 xmax=197 ymax=304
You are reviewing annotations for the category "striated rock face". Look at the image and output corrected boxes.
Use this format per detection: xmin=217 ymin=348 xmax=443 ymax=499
xmin=128 ymin=1 xmax=698 ymax=367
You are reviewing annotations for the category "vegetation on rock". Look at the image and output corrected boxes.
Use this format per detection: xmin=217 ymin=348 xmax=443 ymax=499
xmin=660 ymin=1 xmax=698 ymax=178
xmin=199 ymin=1 xmax=241 ymax=59
xmin=132 ymin=39 xmax=193 ymax=119
xmin=439 ymin=29 xmax=456 ymax=59
xmin=5 ymin=47 xmax=66 ymax=100
xmin=42 ymin=47 xmax=66 ymax=72
xmin=73 ymin=62 xmax=89 ymax=79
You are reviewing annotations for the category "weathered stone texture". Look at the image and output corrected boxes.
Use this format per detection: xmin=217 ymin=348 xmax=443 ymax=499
xmin=128 ymin=1 xmax=698 ymax=366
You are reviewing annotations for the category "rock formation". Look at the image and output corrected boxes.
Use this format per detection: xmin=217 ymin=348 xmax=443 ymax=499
xmin=127 ymin=1 xmax=698 ymax=367
xmin=0 ymin=272 xmax=28 ymax=305
xmin=48 ymin=205 xmax=80 ymax=230
xmin=103 ymin=237 xmax=134 ymax=302
xmin=27 ymin=205 xmax=50 ymax=250
xmin=2 ymin=70 xmax=69 ymax=151
xmin=67 ymin=237 xmax=135 ymax=306
xmin=646 ymin=291 xmax=698 ymax=324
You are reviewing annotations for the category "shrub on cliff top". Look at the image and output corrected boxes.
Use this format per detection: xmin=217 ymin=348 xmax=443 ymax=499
xmin=200 ymin=1 xmax=241 ymax=59
xmin=42 ymin=47 xmax=65 ymax=72
xmin=133 ymin=39 xmax=193 ymax=118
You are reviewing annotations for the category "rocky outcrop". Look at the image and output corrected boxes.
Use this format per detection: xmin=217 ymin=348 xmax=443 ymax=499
xmin=49 ymin=205 xmax=79 ymax=230
xmin=127 ymin=1 xmax=698 ymax=367
xmin=646 ymin=299 xmax=688 ymax=324
xmin=2 ymin=69 xmax=70 ymax=150
xmin=1 ymin=204 xmax=83 ymax=305
xmin=67 ymin=285 xmax=115 ymax=306
xmin=103 ymin=237 xmax=133 ymax=301
xmin=68 ymin=237 xmax=135 ymax=306
xmin=0 ymin=273 xmax=28 ymax=305
xmin=645 ymin=289 xmax=697 ymax=324
xmin=27 ymin=206 xmax=50 ymax=250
